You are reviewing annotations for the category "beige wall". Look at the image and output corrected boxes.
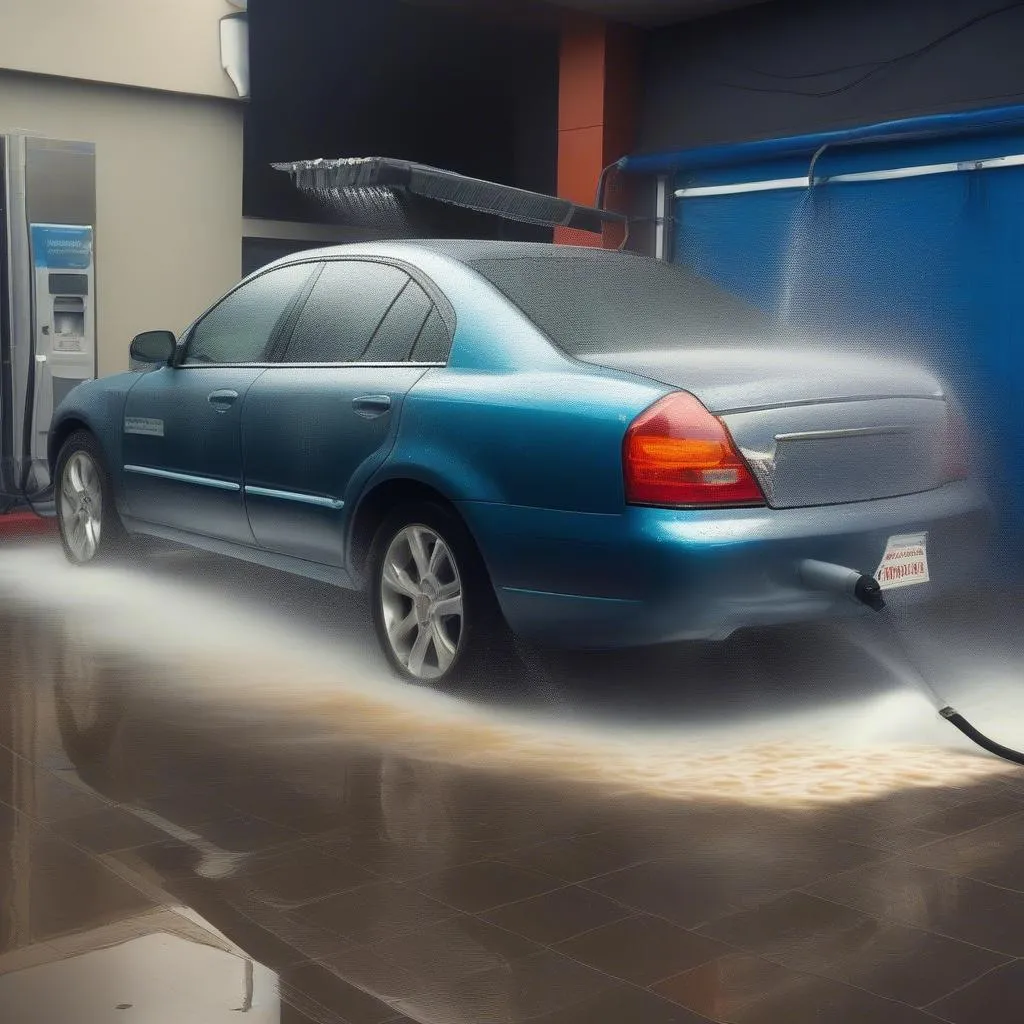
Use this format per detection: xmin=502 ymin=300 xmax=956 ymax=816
xmin=0 ymin=71 xmax=243 ymax=376
xmin=0 ymin=0 xmax=239 ymax=100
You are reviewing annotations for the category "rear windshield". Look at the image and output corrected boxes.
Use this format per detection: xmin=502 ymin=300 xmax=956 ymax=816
xmin=468 ymin=253 xmax=769 ymax=355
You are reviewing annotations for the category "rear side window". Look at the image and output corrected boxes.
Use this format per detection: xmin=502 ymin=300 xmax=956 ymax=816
xmin=184 ymin=263 xmax=313 ymax=365
xmin=411 ymin=308 xmax=450 ymax=362
xmin=282 ymin=261 xmax=408 ymax=363
xmin=363 ymin=280 xmax=433 ymax=361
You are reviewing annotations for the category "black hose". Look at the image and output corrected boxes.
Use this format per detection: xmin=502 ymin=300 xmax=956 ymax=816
xmin=14 ymin=244 xmax=46 ymax=518
xmin=886 ymin=601 xmax=1024 ymax=769
xmin=938 ymin=706 xmax=1024 ymax=767
xmin=799 ymin=558 xmax=1024 ymax=769
xmin=594 ymin=157 xmax=627 ymax=211
xmin=877 ymin=602 xmax=1024 ymax=768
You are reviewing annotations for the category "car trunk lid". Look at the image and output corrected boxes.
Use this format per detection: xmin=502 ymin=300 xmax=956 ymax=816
xmin=580 ymin=343 xmax=943 ymax=413
xmin=579 ymin=344 xmax=950 ymax=509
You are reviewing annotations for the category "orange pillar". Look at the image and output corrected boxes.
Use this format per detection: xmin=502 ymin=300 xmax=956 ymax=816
xmin=555 ymin=14 xmax=637 ymax=248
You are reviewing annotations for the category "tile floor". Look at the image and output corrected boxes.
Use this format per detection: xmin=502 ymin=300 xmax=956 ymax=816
xmin=1 ymin=549 xmax=1023 ymax=1022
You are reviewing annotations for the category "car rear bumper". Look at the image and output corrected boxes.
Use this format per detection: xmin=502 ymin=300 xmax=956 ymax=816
xmin=457 ymin=482 xmax=992 ymax=649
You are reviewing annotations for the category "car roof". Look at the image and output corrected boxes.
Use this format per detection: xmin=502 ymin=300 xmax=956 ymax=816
xmin=274 ymin=238 xmax=650 ymax=268
xmin=397 ymin=240 xmax=641 ymax=261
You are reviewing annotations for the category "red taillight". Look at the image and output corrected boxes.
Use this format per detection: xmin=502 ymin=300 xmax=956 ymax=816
xmin=624 ymin=392 xmax=765 ymax=507
xmin=941 ymin=404 xmax=970 ymax=482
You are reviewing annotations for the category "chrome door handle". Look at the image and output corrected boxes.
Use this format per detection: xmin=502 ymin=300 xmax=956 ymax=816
xmin=352 ymin=394 xmax=391 ymax=418
xmin=208 ymin=389 xmax=239 ymax=412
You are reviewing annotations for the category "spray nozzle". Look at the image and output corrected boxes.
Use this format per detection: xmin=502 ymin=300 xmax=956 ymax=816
xmin=799 ymin=559 xmax=886 ymax=611
xmin=853 ymin=574 xmax=885 ymax=611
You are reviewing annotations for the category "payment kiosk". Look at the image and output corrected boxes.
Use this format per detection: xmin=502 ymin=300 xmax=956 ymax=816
xmin=29 ymin=224 xmax=96 ymax=465
xmin=0 ymin=135 xmax=97 ymax=506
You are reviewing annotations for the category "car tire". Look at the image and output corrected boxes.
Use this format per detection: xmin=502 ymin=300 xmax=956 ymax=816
xmin=55 ymin=429 xmax=129 ymax=565
xmin=369 ymin=501 xmax=513 ymax=687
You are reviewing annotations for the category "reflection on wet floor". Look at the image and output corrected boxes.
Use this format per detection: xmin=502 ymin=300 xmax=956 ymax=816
xmin=1 ymin=543 xmax=1024 ymax=1022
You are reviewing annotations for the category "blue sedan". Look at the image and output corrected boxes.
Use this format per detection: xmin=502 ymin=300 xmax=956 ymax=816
xmin=49 ymin=241 xmax=989 ymax=684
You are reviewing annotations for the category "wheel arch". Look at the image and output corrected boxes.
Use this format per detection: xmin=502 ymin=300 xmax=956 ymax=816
xmin=347 ymin=477 xmax=476 ymax=586
xmin=49 ymin=416 xmax=94 ymax=475
xmin=348 ymin=468 xmax=507 ymax=589
xmin=50 ymin=414 xmax=123 ymax=493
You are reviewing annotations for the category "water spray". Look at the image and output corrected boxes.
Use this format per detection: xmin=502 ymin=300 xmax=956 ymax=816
xmin=799 ymin=558 xmax=1024 ymax=767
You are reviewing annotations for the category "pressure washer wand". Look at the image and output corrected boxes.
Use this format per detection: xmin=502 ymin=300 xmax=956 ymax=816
xmin=799 ymin=559 xmax=886 ymax=612
xmin=798 ymin=559 xmax=1024 ymax=768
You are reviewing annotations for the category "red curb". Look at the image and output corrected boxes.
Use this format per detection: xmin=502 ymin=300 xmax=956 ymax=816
xmin=0 ymin=510 xmax=58 ymax=538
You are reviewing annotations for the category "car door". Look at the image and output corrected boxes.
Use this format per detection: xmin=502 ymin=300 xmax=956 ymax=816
xmin=240 ymin=258 xmax=453 ymax=567
xmin=121 ymin=261 xmax=316 ymax=543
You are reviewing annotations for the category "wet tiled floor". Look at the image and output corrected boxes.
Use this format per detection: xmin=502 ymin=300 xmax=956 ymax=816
xmin=1 ymin=543 xmax=1024 ymax=1022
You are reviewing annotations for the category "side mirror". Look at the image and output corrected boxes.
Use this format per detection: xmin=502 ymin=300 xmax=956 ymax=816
xmin=129 ymin=330 xmax=176 ymax=368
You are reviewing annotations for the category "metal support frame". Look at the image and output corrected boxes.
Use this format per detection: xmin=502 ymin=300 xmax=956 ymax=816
xmin=654 ymin=174 xmax=670 ymax=261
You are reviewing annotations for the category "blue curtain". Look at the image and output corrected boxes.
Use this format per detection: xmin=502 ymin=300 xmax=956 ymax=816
xmin=676 ymin=164 xmax=1024 ymax=561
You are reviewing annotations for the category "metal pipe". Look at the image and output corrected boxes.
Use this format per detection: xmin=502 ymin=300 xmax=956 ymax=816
xmin=674 ymin=150 xmax=1024 ymax=198
xmin=654 ymin=175 xmax=668 ymax=260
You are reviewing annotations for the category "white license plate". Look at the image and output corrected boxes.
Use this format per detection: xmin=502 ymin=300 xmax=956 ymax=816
xmin=875 ymin=532 xmax=930 ymax=590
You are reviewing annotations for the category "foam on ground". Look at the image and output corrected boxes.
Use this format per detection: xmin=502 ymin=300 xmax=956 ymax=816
xmin=0 ymin=544 xmax=1014 ymax=808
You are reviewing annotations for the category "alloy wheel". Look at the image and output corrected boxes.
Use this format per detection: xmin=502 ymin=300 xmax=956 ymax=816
xmin=59 ymin=450 xmax=104 ymax=562
xmin=379 ymin=524 xmax=464 ymax=681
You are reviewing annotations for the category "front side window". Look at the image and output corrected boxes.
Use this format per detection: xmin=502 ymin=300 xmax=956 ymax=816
xmin=183 ymin=263 xmax=314 ymax=366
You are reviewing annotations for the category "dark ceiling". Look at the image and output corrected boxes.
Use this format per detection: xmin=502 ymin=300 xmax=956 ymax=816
xmin=546 ymin=0 xmax=772 ymax=26
xmin=247 ymin=0 xmax=560 ymax=233
xmin=403 ymin=0 xmax=772 ymax=28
